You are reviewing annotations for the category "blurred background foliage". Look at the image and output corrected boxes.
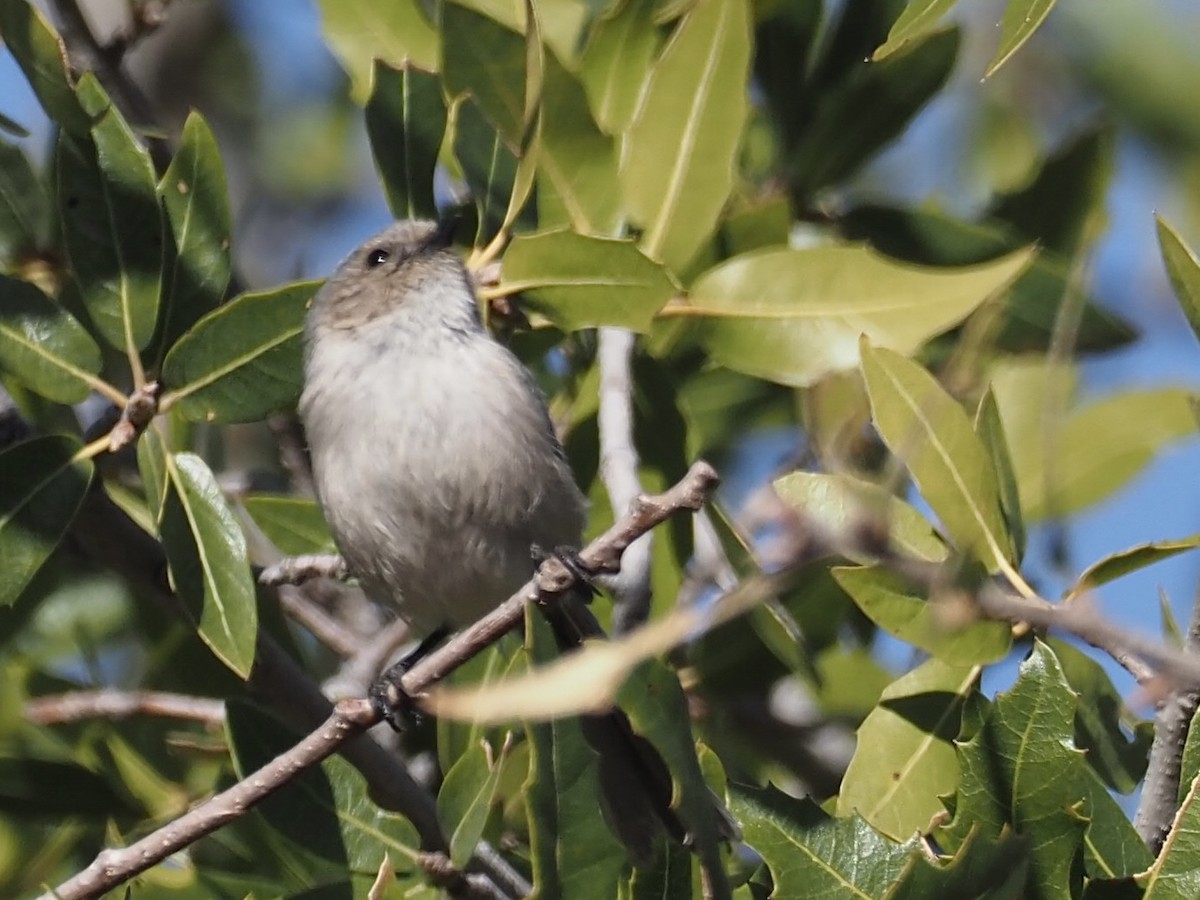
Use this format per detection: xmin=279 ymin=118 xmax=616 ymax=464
xmin=4 ymin=0 xmax=1200 ymax=897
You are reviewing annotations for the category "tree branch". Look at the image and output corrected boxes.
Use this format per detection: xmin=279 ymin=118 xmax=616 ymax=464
xmin=25 ymin=689 xmax=224 ymax=727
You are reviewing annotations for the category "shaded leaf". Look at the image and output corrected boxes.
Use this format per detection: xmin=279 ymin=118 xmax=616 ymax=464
xmin=624 ymin=0 xmax=751 ymax=270
xmin=773 ymin=470 xmax=948 ymax=563
xmin=365 ymin=62 xmax=446 ymax=222
xmin=438 ymin=738 xmax=508 ymax=868
xmin=680 ymin=245 xmax=1033 ymax=387
xmin=441 ymin=3 xmax=528 ymax=147
xmin=161 ymin=280 xmax=317 ymax=423
xmin=1157 ymin=216 xmax=1200 ymax=346
xmin=0 ymin=436 xmax=93 ymax=606
xmin=315 ymin=0 xmax=438 ymax=103
xmin=837 ymin=657 xmax=977 ymax=840
xmin=241 ymin=495 xmax=335 ymax=556
xmin=0 ymin=140 xmax=51 ymax=256
xmin=0 ymin=0 xmax=89 ymax=134
xmin=58 ymin=76 xmax=163 ymax=353
xmin=501 ymin=230 xmax=675 ymax=332
xmin=0 ymin=755 xmax=128 ymax=816
xmin=833 ymin=565 xmax=1011 ymax=665
xmin=873 ymin=0 xmax=957 ymax=60
xmin=890 ymin=828 xmax=1028 ymax=900
xmin=579 ymin=0 xmax=661 ymax=134
xmin=161 ymin=452 xmax=257 ymax=677
xmin=453 ymin=98 xmax=532 ymax=245
xmin=975 ymin=386 xmax=1026 ymax=563
xmin=987 ymin=0 xmax=1057 ymax=77
xmin=154 ymin=111 xmax=232 ymax=364
xmin=731 ymin=785 xmax=917 ymax=897
xmin=861 ymin=342 xmax=1012 ymax=569
xmin=0 ymin=275 xmax=103 ymax=404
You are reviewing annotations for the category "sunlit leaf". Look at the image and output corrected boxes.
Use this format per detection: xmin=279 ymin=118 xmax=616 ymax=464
xmin=161 ymin=453 xmax=257 ymax=677
xmin=1071 ymin=535 xmax=1200 ymax=597
xmin=241 ymin=495 xmax=335 ymax=557
xmin=0 ymin=436 xmax=93 ymax=606
xmin=975 ymin=387 xmax=1026 ymax=563
xmin=579 ymin=0 xmax=661 ymax=134
xmin=681 ymin=244 xmax=1032 ymax=387
xmin=501 ymin=230 xmax=675 ymax=332
xmin=624 ymin=0 xmax=751 ymax=270
xmin=1157 ymin=215 xmax=1200 ymax=346
xmin=873 ymin=0 xmax=957 ymax=60
xmin=58 ymin=75 xmax=162 ymax=354
xmin=861 ymin=342 xmax=1012 ymax=569
xmin=441 ymin=2 xmax=527 ymax=147
xmin=315 ymin=0 xmax=438 ymax=103
xmin=986 ymin=0 xmax=1057 ymax=77
xmin=161 ymin=280 xmax=317 ymax=423
xmin=889 ymin=829 xmax=1028 ymax=899
xmin=0 ymin=0 xmax=89 ymax=135
xmin=438 ymin=739 xmax=508 ymax=868
xmin=0 ymin=275 xmax=103 ymax=404
xmin=837 ymin=658 xmax=977 ymax=840
xmin=364 ymin=62 xmax=446 ymax=222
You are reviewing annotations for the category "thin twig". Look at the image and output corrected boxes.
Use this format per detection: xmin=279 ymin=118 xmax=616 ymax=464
xmin=597 ymin=327 xmax=652 ymax=634
xmin=267 ymin=412 xmax=316 ymax=496
xmin=277 ymin=584 xmax=360 ymax=657
xmin=260 ymin=553 xmax=348 ymax=586
xmin=25 ymin=689 xmax=224 ymax=727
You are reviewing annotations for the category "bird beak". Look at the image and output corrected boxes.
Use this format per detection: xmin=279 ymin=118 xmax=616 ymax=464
xmin=431 ymin=212 xmax=461 ymax=250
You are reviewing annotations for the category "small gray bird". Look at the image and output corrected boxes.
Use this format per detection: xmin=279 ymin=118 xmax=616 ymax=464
xmin=299 ymin=218 xmax=689 ymax=859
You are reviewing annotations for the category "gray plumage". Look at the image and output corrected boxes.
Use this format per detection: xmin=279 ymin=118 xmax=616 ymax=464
xmin=300 ymin=220 xmax=586 ymax=636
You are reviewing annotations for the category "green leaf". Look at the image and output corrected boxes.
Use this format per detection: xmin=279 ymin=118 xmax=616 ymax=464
xmin=438 ymin=738 xmax=508 ymax=868
xmin=537 ymin=52 xmax=621 ymax=235
xmin=1157 ymin=216 xmax=1200 ymax=345
xmin=837 ymin=658 xmax=977 ymax=840
xmin=522 ymin=611 xmax=626 ymax=899
xmin=986 ymin=0 xmax=1057 ymax=77
xmin=0 ymin=275 xmax=103 ymax=404
xmin=861 ymin=342 xmax=1012 ymax=570
xmin=1073 ymin=535 xmax=1200 ymax=596
xmin=833 ymin=566 xmax=1012 ymax=665
xmin=441 ymin=3 xmax=528 ymax=148
xmin=731 ymin=785 xmax=918 ymax=897
xmin=58 ymin=76 xmax=163 ymax=354
xmin=364 ymin=62 xmax=446 ymax=222
xmin=1143 ymin=764 xmax=1200 ymax=898
xmin=453 ymin=98 xmax=532 ymax=245
xmin=241 ymin=495 xmax=335 ymax=556
xmin=0 ymin=140 xmax=52 ymax=257
xmin=890 ymin=828 xmax=1029 ymax=899
xmin=975 ymin=386 xmax=1026 ymax=563
xmin=772 ymin=470 xmax=949 ymax=563
xmin=501 ymin=230 xmax=675 ymax=332
xmin=579 ymin=0 xmax=661 ymax=134
xmin=315 ymin=0 xmax=439 ymax=104
xmin=161 ymin=452 xmax=257 ymax=677
xmin=0 ymin=436 xmax=93 ymax=606
xmin=161 ymin=280 xmax=317 ymax=423
xmin=623 ymin=0 xmax=751 ymax=271
xmin=154 ymin=111 xmax=232 ymax=365
xmin=785 ymin=28 xmax=958 ymax=198
xmin=682 ymin=245 xmax=1033 ymax=387
xmin=0 ymin=1 xmax=89 ymax=135
xmin=873 ymin=0 xmax=957 ymax=60
xmin=226 ymin=701 xmax=421 ymax=875
xmin=137 ymin=423 xmax=169 ymax=530
xmin=0 ymin=755 xmax=129 ymax=816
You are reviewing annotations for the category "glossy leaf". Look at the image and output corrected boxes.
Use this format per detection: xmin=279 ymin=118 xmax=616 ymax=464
xmin=890 ymin=829 xmax=1028 ymax=899
xmin=160 ymin=452 xmax=257 ymax=677
xmin=1072 ymin=535 xmax=1200 ymax=597
xmin=364 ymin=62 xmax=446 ymax=222
xmin=538 ymin=52 xmax=621 ymax=235
xmin=0 ymin=275 xmax=103 ymax=404
xmin=1157 ymin=216 xmax=1200 ymax=345
xmin=0 ymin=141 xmax=51 ymax=256
xmin=681 ymin=245 xmax=1033 ymax=387
xmin=579 ymin=0 xmax=661 ymax=134
xmin=315 ymin=0 xmax=438 ymax=103
xmin=0 ymin=1 xmax=89 ymax=135
xmin=833 ymin=566 xmax=1012 ymax=665
xmin=441 ymin=3 xmax=528 ymax=148
xmin=161 ymin=280 xmax=317 ymax=423
xmin=987 ymin=0 xmax=1057 ymax=77
xmin=241 ymin=495 xmax=335 ymax=556
xmin=0 ymin=436 xmax=93 ymax=606
xmin=1143 ymin=765 xmax=1200 ymax=898
xmin=154 ymin=112 xmax=232 ymax=363
xmin=501 ymin=230 xmax=675 ymax=332
xmin=731 ymin=785 xmax=918 ymax=897
xmin=773 ymin=470 xmax=948 ymax=563
xmin=873 ymin=0 xmax=957 ymax=60
xmin=226 ymin=701 xmax=421 ymax=874
xmin=624 ymin=0 xmax=751 ymax=270
xmin=58 ymin=76 xmax=163 ymax=354
xmin=837 ymin=658 xmax=977 ymax=840
xmin=862 ymin=342 xmax=1012 ymax=569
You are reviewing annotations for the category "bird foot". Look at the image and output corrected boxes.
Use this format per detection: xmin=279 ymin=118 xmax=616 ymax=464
xmin=368 ymin=625 xmax=449 ymax=731
xmin=531 ymin=544 xmax=598 ymax=598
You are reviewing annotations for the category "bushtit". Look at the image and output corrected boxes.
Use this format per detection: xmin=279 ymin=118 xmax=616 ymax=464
xmin=299 ymin=219 xmax=687 ymax=859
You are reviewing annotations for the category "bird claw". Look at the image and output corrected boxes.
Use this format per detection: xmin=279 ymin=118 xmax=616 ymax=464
xmin=531 ymin=544 xmax=598 ymax=598
xmin=368 ymin=625 xmax=449 ymax=731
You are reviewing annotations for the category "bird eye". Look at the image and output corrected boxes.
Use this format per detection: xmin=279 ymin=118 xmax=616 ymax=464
xmin=365 ymin=248 xmax=390 ymax=268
